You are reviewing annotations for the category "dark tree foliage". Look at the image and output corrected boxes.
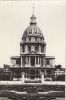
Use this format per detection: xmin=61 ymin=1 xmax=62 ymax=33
xmin=55 ymin=65 xmax=61 ymax=69
xmin=55 ymin=74 xmax=65 ymax=81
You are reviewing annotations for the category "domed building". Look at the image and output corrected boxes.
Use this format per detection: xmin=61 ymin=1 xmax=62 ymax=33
xmin=10 ymin=13 xmax=55 ymax=83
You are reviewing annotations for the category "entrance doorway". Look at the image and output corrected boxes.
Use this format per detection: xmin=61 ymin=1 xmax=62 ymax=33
xmin=30 ymin=69 xmax=35 ymax=79
xmin=31 ymin=56 xmax=35 ymax=66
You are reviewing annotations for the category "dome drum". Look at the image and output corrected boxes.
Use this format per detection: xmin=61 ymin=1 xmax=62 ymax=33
xmin=20 ymin=42 xmax=46 ymax=55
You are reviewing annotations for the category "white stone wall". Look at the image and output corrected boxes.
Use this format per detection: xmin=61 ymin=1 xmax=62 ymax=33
xmin=11 ymin=59 xmax=16 ymax=66
xmin=31 ymin=37 xmax=35 ymax=42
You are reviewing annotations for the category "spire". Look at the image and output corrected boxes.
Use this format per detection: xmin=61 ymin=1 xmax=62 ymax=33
xmin=33 ymin=3 xmax=34 ymax=16
xmin=30 ymin=4 xmax=37 ymax=25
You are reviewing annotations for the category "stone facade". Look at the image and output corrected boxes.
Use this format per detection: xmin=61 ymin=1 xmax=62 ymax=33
xmin=10 ymin=13 xmax=55 ymax=83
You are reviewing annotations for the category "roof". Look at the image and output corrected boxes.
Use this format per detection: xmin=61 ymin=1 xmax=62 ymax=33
xmin=45 ymin=56 xmax=55 ymax=59
xmin=11 ymin=56 xmax=21 ymax=59
xmin=22 ymin=14 xmax=44 ymax=41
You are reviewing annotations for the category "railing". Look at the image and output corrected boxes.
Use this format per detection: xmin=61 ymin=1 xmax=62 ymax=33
xmin=0 ymin=81 xmax=65 ymax=85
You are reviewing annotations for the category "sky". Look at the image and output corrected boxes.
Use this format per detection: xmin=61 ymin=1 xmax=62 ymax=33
xmin=0 ymin=0 xmax=65 ymax=68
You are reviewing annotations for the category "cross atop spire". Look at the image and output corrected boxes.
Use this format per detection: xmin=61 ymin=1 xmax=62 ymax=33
xmin=33 ymin=3 xmax=35 ymax=16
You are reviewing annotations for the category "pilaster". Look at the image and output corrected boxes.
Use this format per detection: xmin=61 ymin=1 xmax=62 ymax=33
xmin=21 ymin=72 xmax=25 ymax=83
xmin=29 ymin=57 xmax=31 ymax=66
xmin=38 ymin=57 xmax=39 ymax=64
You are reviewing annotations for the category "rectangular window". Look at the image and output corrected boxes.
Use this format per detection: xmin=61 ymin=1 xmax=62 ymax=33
xmin=35 ymin=37 xmax=38 ymax=41
xmin=36 ymin=57 xmax=38 ymax=64
xmin=46 ymin=60 xmax=50 ymax=65
xmin=35 ymin=45 xmax=39 ymax=52
xmin=22 ymin=57 xmax=26 ymax=66
xmin=29 ymin=37 xmax=31 ymax=41
xmin=41 ymin=45 xmax=44 ymax=53
xmin=41 ymin=57 xmax=43 ymax=67
xmin=28 ymin=46 xmax=31 ymax=52
xmin=16 ymin=59 xmax=21 ymax=65
xmin=39 ymin=57 xmax=40 ymax=64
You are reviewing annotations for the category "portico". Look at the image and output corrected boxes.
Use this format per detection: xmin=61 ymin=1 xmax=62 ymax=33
xmin=21 ymin=55 xmax=43 ymax=68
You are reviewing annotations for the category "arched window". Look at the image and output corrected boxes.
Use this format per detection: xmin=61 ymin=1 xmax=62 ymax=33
xmin=28 ymin=46 xmax=31 ymax=52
